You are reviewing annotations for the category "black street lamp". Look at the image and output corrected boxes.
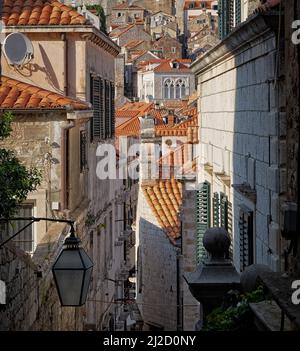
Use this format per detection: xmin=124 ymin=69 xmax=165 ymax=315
xmin=52 ymin=225 xmax=93 ymax=307
xmin=0 ymin=217 xmax=93 ymax=307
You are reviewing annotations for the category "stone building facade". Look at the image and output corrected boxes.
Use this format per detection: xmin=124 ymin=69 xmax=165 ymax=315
xmin=148 ymin=12 xmax=178 ymax=40
xmin=151 ymin=35 xmax=182 ymax=60
xmin=0 ymin=0 xmax=128 ymax=331
xmin=133 ymin=0 xmax=175 ymax=16
xmin=111 ymin=2 xmax=146 ymax=28
xmin=135 ymin=112 xmax=200 ymax=331
xmin=110 ymin=24 xmax=152 ymax=47
xmin=285 ymin=1 xmax=300 ymax=277
xmin=0 ymin=87 xmax=92 ymax=330
xmin=137 ymin=59 xmax=195 ymax=102
xmin=192 ymin=13 xmax=285 ymax=272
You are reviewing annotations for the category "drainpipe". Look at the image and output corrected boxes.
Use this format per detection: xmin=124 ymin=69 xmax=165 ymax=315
xmin=61 ymin=33 xmax=68 ymax=96
xmin=60 ymin=121 xmax=75 ymax=211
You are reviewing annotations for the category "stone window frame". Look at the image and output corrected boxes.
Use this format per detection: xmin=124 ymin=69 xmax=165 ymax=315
xmin=163 ymin=78 xmax=187 ymax=99
xmin=7 ymin=202 xmax=36 ymax=254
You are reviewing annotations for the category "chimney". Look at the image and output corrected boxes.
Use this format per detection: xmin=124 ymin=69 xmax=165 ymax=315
xmin=140 ymin=115 xmax=159 ymax=182
xmin=168 ymin=110 xmax=175 ymax=126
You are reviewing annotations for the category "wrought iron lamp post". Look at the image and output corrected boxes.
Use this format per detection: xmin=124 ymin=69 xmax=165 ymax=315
xmin=0 ymin=217 xmax=93 ymax=307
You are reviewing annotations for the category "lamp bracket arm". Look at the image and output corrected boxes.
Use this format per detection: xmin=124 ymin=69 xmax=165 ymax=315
xmin=0 ymin=217 xmax=75 ymax=248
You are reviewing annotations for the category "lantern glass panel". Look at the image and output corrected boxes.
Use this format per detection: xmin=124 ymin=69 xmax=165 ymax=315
xmin=53 ymin=250 xmax=84 ymax=269
xmin=81 ymin=266 xmax=93 ymax=304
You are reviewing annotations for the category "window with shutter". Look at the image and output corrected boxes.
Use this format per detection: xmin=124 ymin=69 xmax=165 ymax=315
xmin=235 ymin=0 xmax=241 ymax=25
xmin=239 ymin=207 xmax=254 ymax=271
xmin=100 ymin=78 xmax=105 ymax=139
xmin=105 ymin=80 xmax=110 ymax=139
xmin=80 ymin=130 xmax=87 ymax=172
xmin=212 ymin=191 xmax=233 ymax=257
xmin=195 ymin=181 xmax=211 ymax=263
xmin=9 ymin=204 xmax=34 ymax=252
xmin=90 ymin=75 xmax=105 ymax=141
xmin=213 ymin=192 xmax=220 ymax=227
xmin=110 ymin=82 xmax=115 ymax=138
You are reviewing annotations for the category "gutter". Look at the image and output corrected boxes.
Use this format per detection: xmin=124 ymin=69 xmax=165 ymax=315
xmin=60 ymin=121 xmax=75 ymax=211
xmin=61 ymin=33 xmax=69 ymax=96
xmin=0 ymin=108 xmax=92 ymax=115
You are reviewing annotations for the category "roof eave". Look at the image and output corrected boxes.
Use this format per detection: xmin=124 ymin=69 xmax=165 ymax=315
xmin=67 ymin=110 xmax=93 ymax=120
xmin=3 ymin=25 xmax=120 ymax=55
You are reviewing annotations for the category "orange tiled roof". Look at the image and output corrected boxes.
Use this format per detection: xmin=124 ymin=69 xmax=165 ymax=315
xmin=116 ymin=111 xmax=164 ymax=137
xmin=142 ymin=179 xmax=182 ymax=243
xmin=116 ymin=115 xmax=140 ymax=136
xmin=2 ymin=0 xmax=87 ymax=26
xmin=116 ymin=101 xmax=153 ymax=118
xmin=154 ymin=60 xmax=191 ymax=73
xmin=155 ymin=113 xmax=198 ymax=143
xmin=0 ymin=76 xmax=88 ymax=110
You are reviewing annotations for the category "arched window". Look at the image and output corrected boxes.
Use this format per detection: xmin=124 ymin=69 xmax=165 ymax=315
xmin=176 ymin=83 xmax=181 ymax=99
xmin=164 ymin=79 xmax=171 ymax=99
xmin=170 ymin=82 xmax=175 ymax=99
xmin=181 ymin=82 xmax=186 ymax=97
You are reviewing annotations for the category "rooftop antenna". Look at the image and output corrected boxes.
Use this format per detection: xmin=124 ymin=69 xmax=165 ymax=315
xmin=3 ymin=32 xmax=34 ymax=67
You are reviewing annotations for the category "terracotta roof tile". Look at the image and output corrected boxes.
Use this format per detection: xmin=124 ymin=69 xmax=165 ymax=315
xmin=115 ymin=115 xmax=141 ymax=137
xmin=154 ymin=60 xmax=191 ymax=73
xmin=2 ymin=0 xmax=87 ymax=26
xmin=0 ymin=76 xmax=89 ymax=110
xmin=142 ymin=179 xmax=182 ymax=243
xmin=116 ymin=101 xmax=153 ymax=118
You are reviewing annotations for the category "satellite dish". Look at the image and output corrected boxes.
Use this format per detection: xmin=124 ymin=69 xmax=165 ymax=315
xmin=3 ymin=32 xmax=34 ymax=66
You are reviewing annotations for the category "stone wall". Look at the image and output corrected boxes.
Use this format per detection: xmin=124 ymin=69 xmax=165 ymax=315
xmin=193 ymin=14 xmax=285 ymax=272
xmin=0 ymin=223 xmax=83 ymax=331
xmin=133 ymin=0 xmax=175 ymax=16
xmin=152 ymin=36 xmax=182 ymax=60
xmin=117 ymin=26 xmax=152 ymax=47
xmin=285 ymin=0 xmax=300 ymax=276
xmin=135 ymin=190 xmax=178 ymax=331
xmin=180 ymin=184 xmax=201 ymax=331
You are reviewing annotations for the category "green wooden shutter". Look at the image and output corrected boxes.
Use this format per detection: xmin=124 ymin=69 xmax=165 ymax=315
xmin=100 ymin=78 xmax=105 ymax=139
xmin=94 ymin=77 xmax=101 ymax=140
xmin=213 ymin=192 xmax=220 ymax=227
xmin=105 ymin=80 xmax=110 ymax=139
xmin=239 ymin=208 xmax=254 ymax=271
xmin=227 ymin=200 xmax=233 ymax=258
xmin=196 ymin=182 xmax=211 ymax=263
xmin=111 ymin=82 xmax=115 ymax=138
xmin=235 ymin=0 xmax=241 ymax=26
xmin=220 ymin=193 xmax=228 ymax=229
xmin=80 ymin=130 xmax=87 ymax=172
